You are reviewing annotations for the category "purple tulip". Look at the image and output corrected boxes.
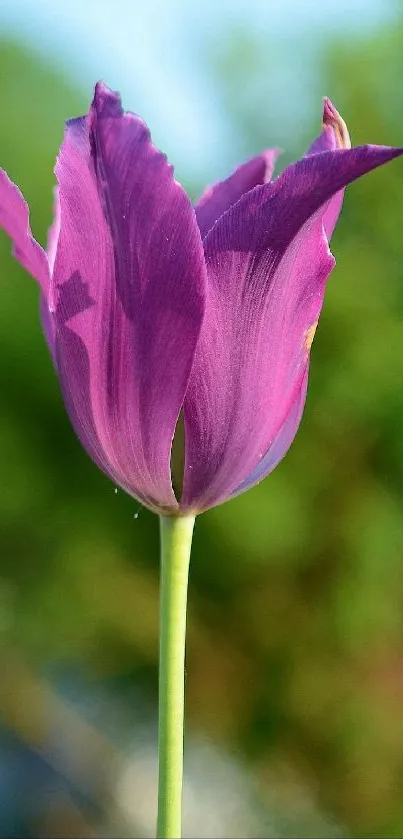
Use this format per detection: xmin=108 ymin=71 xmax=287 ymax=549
xmin=0 ymin=84 xmax=401 ymax=515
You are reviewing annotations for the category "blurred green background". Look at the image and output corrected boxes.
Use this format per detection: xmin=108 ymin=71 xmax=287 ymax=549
xmin=1 ymin=1 xmax=403 ymax=836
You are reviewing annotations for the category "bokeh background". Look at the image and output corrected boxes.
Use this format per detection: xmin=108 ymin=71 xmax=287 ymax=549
xmin=1 ymin=0 xmax=403 ymax=836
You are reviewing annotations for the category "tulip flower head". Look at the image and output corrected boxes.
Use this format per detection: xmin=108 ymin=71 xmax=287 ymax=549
xmin=1 ymin=84 xmax=402 ymax=515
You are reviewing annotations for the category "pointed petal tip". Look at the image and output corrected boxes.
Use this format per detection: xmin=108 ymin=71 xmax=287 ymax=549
xmin=263 ymin=146 xmax=282 ymax=161
xmin=89 ymin=80 xmax=155 ymax=152
xmin=262 ymin=146 xmax=282 ymax=173
xmin=63 ymin=81 xmax=121 ymax=143
xmin=356 ymin=143 xmax=403 ymax=164
xmin=322 ymin=97 xmax=351 ymax=149
xmin=89 ymin=83 xmax=176 ymax=183
xmin=0 ymin=167 xmax=49 ymax=293
xmin=94 ymin=79 xmax=112 ymax=96
xmin=92 ymin=80 xmax=123 ymax=119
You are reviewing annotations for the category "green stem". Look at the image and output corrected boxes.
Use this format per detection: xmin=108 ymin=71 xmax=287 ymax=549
xmin=157 ymin=513 xmax=195 ymax=839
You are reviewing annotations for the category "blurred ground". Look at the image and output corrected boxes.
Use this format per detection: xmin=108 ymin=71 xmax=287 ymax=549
xmin=1 ymin=8 xmax=403 ymax=838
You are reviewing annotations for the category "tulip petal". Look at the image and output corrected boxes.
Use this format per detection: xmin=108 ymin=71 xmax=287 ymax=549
xmin=232 ymin=371 xmax=308 ymax=496
xmin=53 ymin=82 xmax=206 ymax=512
xmin=0 ymin=170 xmax=55 ymax=363
xmin=182 ymin=143 xmax=403 ymax=512
xmin=230 ymin=97 xmax=349 ymax=492
xmin=195 ymin=150 xmax=278 ymax=239
xmin=40 ymin=188 xmax=62 ymax=364
xmin=306 ymin=98 xmax=351 ymax=240
xmin=224 ymin=98 xmax=346 ymax=503
xmin=0 ymin=169 xmax=49 ymax=293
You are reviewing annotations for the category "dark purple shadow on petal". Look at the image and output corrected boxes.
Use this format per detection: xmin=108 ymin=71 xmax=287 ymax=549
xmin=53 ymin=268 xmax=156 ymax=508
xmin=88 ymin=97 xmax=141 ymax=322
xmin=54 ymin=271 xmax=108 ymax=473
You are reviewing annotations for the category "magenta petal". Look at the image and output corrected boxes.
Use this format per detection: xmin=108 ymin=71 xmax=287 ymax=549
xmin=40 ymin=188 xmax=62 ymax=364
xmin=321 ymin=184 xmax=344 ymax=242
xmin=53 ymin=82 xmax=206 ymax=512
xmin=0 ymin=169 xmax=49 ymax=293
xmin=181 ymin=143 xmax=403 ymax=512
xmin=194 ymin=150 xmax=278 ymax=239
xmin=0 ymin=169 xmax=54 ymax=361
xmin=232 ymin=371 xmax=308 ymax=497
xmin=306 ymin=97 xmax=351 ymax=240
